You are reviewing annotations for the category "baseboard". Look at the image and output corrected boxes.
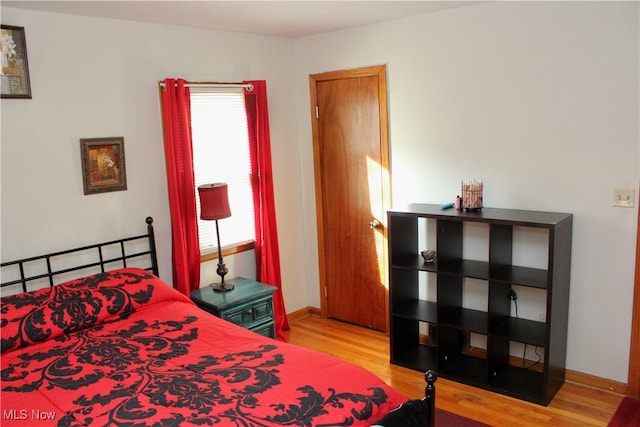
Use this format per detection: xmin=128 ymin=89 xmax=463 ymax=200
xmin=288 ymin=307 xmax=627 ymax=395
xmin=565 ymin=370 xmax=627 ymax=395
xmin=287 ymin=306 xmax=321 ymax=323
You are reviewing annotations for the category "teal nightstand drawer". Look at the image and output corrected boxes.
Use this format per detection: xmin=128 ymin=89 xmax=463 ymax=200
xmin=221 ymin=296 xmax=274 ymax=329
xmin=252 ymin=321 xmax=275 ymax=338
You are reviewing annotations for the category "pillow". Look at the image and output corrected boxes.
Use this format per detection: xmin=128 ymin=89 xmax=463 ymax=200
xmin=1 ymin=268 xmax=184 ymax=353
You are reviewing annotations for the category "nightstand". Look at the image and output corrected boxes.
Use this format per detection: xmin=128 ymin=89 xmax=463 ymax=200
xmin=190 ymin=277 xmax=278 ymax=339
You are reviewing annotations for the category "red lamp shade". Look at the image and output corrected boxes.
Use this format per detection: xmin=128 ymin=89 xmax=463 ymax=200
xmin=198 ymin=183 xmax=231 ymax=220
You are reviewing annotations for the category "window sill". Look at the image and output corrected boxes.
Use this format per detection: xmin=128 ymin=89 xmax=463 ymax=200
xmin=200 ymin=240 xmax=255 ymax=263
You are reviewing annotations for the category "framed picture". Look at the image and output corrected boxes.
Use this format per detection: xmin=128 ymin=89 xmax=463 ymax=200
xmin=1 ymin=25 xmax=31 ymax=99
xmin=80 ymin=137 xmax=128 ymax=195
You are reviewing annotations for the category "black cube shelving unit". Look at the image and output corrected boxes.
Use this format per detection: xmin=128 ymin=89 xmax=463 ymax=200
xmin=388 ymin=204 xmax=572 ymax=405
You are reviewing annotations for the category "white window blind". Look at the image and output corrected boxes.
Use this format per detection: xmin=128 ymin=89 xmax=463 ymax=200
xmin=190 ymin=89 xmax=255 ymax=252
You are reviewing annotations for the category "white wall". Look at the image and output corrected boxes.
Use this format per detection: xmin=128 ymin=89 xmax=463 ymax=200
xmin=0 ymin=7 xmax=309 ymax=313
xmin=293 ymin=1 xmax=639 ymax=383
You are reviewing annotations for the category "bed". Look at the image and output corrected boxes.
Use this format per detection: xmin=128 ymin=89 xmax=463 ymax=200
xmin=1 ymin=217 xmax=435 ymax=426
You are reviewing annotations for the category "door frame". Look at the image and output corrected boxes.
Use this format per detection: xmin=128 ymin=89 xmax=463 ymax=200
xmin=628 ymin=204 xmax=640 ymax=398
xmin=309 ymin=65 xmax=391 ymax=332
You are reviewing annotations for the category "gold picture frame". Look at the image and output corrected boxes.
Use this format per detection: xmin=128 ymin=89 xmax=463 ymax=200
xmin=1 ymin=25 xmax=31 ymax=99
xmin=80 ymin=137 xmax=128 ymax=195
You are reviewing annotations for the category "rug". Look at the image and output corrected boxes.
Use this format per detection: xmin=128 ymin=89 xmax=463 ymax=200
xmin=608 ymin=397 xmax=640 ymax=427
xmin=436 ymin=408 xmax=489 ymax=427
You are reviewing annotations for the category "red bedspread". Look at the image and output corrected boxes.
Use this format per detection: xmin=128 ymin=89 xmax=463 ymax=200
xmin=1 ymin=268 xmax=407 ymax=426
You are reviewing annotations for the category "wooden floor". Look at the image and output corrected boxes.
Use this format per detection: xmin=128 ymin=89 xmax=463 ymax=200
xmin=285 ymin=315 xmax=624 ymax=426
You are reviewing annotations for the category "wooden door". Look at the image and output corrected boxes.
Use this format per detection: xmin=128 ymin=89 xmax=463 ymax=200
xmin=309 ymin=66 xmax=390 ymax=332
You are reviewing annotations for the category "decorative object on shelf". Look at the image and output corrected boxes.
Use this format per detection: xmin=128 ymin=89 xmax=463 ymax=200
xmin=461 ymin=180 xmax=483 ymax=211
xmin=421 ymin=250 xmax=436 ymax=263
xmin=198 ymin=183 xmax=234 ymax=292
xmin=80 ymin=137 xmax=127 ymax=195
xmin=1 ymin=25 xmax=31 ymax=98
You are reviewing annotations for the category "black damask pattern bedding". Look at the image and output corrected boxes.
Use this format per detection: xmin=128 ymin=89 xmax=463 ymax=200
xmin=1 ymin=268 xmax=407 ymax=426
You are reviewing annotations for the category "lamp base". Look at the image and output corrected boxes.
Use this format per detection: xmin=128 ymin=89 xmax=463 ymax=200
xmin=211 ymin=281 xmax=235 ymax=292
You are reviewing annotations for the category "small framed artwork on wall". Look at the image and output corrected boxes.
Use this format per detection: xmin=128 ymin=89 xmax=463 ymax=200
xmin=80 ymin=137 xmax=128 ymax=195
xmin=1 ymin=25 xmax=31 ymax=99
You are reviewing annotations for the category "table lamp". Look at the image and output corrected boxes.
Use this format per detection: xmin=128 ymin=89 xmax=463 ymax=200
xmin=198 ymin=183 xmax=234 ymax=292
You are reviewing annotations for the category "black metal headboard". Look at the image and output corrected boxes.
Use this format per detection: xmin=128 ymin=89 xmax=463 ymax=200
xmin=1 ymin=217 xmax=159 ymax=294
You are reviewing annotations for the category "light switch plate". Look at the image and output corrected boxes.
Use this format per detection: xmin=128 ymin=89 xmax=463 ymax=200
xmin=613 ymin=188 xmax=635 ymax=208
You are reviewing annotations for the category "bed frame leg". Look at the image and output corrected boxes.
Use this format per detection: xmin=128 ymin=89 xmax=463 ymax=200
xmin=425 ymin=370 xmax=437 ymax=426
xmin=369 ymin=369 xmax=438 ymax=426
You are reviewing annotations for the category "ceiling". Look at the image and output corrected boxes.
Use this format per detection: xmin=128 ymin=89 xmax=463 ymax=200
xmin=2 ymin=1 xmax=482 ymax=38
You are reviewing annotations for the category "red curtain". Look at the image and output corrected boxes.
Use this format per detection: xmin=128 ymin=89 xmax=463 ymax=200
xmin=160 ymin=78 xmax=201 ymax=296
xmin=244 ymin=80 xmax=290 ymax=341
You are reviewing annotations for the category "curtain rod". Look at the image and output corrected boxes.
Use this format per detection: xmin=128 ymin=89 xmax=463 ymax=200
xmin=160 ymin=82 xmax=254 ymax=91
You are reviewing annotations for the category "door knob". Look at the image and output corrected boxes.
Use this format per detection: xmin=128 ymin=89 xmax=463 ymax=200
xmin=368 ymin=219 xmax=381 ymax=230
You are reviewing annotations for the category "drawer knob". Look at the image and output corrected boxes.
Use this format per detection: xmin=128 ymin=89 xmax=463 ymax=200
xmin=246 ymin=308 xmax=253 ymax=315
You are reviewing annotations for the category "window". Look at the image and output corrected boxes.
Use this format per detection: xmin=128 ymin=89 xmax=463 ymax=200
xmin=190 ymin=88 xmax=255 ymax=254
